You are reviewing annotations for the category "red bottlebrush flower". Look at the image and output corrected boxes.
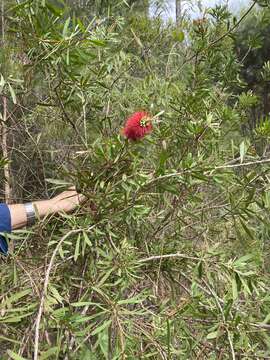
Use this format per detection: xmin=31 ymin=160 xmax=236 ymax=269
xmin=122 ymin=111 xmax=153 ymax=141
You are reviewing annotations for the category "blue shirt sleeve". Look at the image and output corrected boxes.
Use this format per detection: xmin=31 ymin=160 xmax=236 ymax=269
xmin=0 ymin=203 xmax=11 ymax=255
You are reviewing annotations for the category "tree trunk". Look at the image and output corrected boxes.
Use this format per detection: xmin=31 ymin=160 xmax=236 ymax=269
xmin=176 ymin=0 xmax=182 ymax=24
xmin=1 ymin=0 xmax=12 ymax=203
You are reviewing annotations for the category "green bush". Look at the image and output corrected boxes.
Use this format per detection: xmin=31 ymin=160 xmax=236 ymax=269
xmin=1 ymin=1 xmax=270 ymax=359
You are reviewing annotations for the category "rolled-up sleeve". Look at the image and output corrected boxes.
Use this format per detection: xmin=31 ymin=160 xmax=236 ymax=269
xmin=0 ymin=203 xmax=11 ymax=255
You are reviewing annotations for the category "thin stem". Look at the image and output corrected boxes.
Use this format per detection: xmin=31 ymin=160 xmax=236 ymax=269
xmin=139 ymin=253 xmax=200 ymax=263
xmin=1 ymin=1 xmax=12 ymax=203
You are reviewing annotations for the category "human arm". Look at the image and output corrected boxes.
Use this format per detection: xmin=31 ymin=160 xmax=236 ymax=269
xmin=8 ymin=187 xmax=85 ymax=230
xmin=0 ymin=188 xmax=85 ymax=255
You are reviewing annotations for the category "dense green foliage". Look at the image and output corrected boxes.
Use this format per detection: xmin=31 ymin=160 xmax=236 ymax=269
xmin=2 ymin=0 xmax=270 ymax=359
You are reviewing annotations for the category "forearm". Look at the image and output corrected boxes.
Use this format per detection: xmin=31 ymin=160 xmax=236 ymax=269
xmin=8 ymin=200 xmax=54 ymax=230
xmin=8 ymin=188 xmax=85 ymax=230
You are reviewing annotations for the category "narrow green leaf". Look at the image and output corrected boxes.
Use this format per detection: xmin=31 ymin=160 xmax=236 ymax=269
xmin=232 ymin=277 xmax=238 ymax=301
xmin=239 ymin=218 xmax=253 ymax=240
xmin=91 ymin=319 xmax=112 ymax=336
xmin=239 ymin=141 xmax=246 ymax=163
xmin=206 ymin=331 xmax=219 ymax=340
xmin=118 ymin=294 xmax=144 ymax=305
xmin=0 ymin=74 xmax=5 ymax=89
xmin=8 ymin=83 xmax=16 ymax=104
xmin=46 ymin=1 xmax=63 ymax=16
xmin=0 ymin=335 xmax=21 ymax=345
xmin=1 ymin=289 xmax=31 ymax=307
xmin=6 ymin=351 xmax=27 ymax=360
xmin=83 ymin=231 xmax=92 ymax=247
xmin=234 ymin=254 xmax=253 ymax=266
xmin=263 ymin=313 xmax=270 ymax=324
xmin=90 ymin=39 xmax=106 ymax=47
xmin=63 ymin=17 xmax=70 ymax=38
xmin=45 ymin=178 xmax=71 ymax=186
xmin=74 ymin=234 xmax=81 ymax=261
xmin=40 ymin=347 xmax=58 ymax=360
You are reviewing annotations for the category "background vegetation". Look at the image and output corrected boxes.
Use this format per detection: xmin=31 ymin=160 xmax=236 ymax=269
xmin=1 ymin=0 xmax=270 ymax=359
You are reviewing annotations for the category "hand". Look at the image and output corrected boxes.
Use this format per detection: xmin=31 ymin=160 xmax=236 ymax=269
xmin=49 ymin=186 xmax=86 ymax=214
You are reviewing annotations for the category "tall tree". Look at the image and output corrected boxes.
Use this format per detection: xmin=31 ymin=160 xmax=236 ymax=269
xmin=176 ymin=0 xmax=182 ymax=23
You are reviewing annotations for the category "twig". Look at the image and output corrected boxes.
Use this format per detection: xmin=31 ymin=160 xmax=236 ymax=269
xmin=250 ymin=322 xmax=270 ymax=330
xmin=1 ymin=97 xmax=12 ymax=203
xmin=227 ymin=330 xmax=236 ymax=360
xmin=213 ymin=157 xmax=270 ymax=170
xmin=54 ymin=86 xmax=87 ymax=148
xmin=142 ymin=157 xmax=270 ymax=190
xmin=139 ymin=253 xmax=200 ymax=263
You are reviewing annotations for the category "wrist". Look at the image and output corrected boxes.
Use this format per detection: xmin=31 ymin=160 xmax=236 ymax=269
xmin=24 ymin=202 xmax=36 ymax=226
